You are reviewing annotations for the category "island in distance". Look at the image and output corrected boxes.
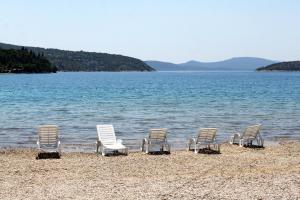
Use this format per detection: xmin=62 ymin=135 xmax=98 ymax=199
xmin=256 ymin=61 xmax=300 ymax=71
xmin=0 ymin=42 xmax=154 ymax=72
xmin=146 ymin=57 xmax=277 ymax=71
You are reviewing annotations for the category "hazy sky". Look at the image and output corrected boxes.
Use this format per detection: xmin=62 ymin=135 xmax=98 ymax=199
xmin=0 ymin=0 xmax=299 ymax=63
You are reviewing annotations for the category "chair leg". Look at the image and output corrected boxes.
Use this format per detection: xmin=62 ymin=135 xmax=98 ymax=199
xmin=257 ymin=135 xmax=264 ymax=147
xmin=194 ymin=144 xmax=198 ymax=154
xmin=141 ymin=140 xmax=145 ymax=152
xmin=166 ymin=144 xmax=170 ymax=154
xmin=231 ymin=134 xmax=241 ymax=145
xmin=229 ymin=136 xmax=234 ymax=144
xmin=239 ymin=139 xmax=244 ymax=147
xmin=101 ymin=148 xmax=106 ymax=156
xmin=258 ymin=138 xmax=264 ymax=147
xmin=187 ymin=140 xmax=192 ymax=151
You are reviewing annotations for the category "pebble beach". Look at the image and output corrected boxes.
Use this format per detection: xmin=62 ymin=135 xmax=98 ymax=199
xmin=0 ymin=141 xmax=299 ymax=200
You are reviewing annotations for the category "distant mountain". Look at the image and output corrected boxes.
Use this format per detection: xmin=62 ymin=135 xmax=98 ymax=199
xmin=257 ymin=61 xmax=300 ymax=71
xmin=0 ymin=48 xmax=57 ymax=73
xmin=0 ymin=42 xmax=154 ymax=72
xmin=145 ymin=61 xmax=180 ymax=71
xmin=146 ymin=57 xmax=276 ymax=71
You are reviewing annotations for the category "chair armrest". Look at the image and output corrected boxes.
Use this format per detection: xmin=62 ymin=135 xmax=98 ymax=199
xmin=232 ymin=132 xmax=241 ymax=138
xmin=57 ymin=140 xmax=61 ymax=152
xmin=187 ymin=138 xmax=196 ymax=151
xmin=143 ymin=138 xmax=149 ymax=144
xmin=37 ymin=140 xmax=40 ymax=147
xmin=164 ymin=138 xmax=169 ymax=144
xmin=141 ymin=138 xmax=148 ymax=152
xmin=190 ymin=138 xmax=196 ymax=143
xmin=229 ymin=133 xmax=241 ymax=144
xmin=116 ymin=139 xmax=123 ymax=144
xmin=188 ymin=138 xmax=196 ymax=145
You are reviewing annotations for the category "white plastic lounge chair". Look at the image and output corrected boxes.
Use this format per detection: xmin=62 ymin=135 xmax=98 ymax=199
xmin=141 ymin=128 xmax=170 ymax=154
xmin=96 ymin=125 xmax=128 ymax=156
xmin=188 ymin=128 xmax=220 ymax=153
xmin=37 ymin=125 xmax=61 ymax=154
xmin=229 ymin=124 xmax=264 ymax=147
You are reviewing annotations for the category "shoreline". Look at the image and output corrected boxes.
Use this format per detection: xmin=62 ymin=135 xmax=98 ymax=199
xmin=0 ymin=138 xmax=298 ymax=153
xmin=1 ymin=140 xmax=299 ymax=199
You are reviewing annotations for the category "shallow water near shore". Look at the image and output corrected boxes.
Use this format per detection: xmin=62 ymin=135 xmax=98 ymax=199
xmin=0 ymin=71 xmax=299 ymax=151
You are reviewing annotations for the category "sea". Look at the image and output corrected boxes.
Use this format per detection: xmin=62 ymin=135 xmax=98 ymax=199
xmin=0 ymin=71 xmax=299 ymax=151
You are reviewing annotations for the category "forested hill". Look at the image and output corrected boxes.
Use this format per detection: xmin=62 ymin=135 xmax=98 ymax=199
xmin=0 ymin=42 xmax=154 ymax=72
xmin=256 ymin=61 xmax=300 ymax=71
xmin=0 ymin=48 xmax=57 ymax=73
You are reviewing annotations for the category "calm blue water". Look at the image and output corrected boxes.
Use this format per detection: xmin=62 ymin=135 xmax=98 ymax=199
xmin=0 ymin=72 xmax=299 ymax=150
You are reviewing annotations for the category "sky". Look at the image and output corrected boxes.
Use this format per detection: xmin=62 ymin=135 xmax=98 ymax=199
xmin=0 ymin=0 xmax=299 ymax=63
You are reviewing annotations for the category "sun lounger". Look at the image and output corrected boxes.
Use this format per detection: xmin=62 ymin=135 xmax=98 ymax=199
xmin=141 ymin=128 xmax=170 ymax=154
xmin=96 ymin=124 xmax=128 ymax=156
xmin=229 ymin=124 xmax=264 ymax=147
xmin=37 ymin=125 xmax=61 ymax=154
xmin=188 ymin=128 xmax=220 ymax=153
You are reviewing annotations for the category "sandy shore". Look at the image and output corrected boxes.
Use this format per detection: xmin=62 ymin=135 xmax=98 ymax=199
xmin=0 ymin=141 xmax=299 ymax=200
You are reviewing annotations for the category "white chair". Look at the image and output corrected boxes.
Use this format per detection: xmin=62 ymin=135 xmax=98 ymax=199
xmin=37 ymin=125 xmax=61 ymax=154
xmin=188 ymin=128 xmax=220 ymax=153
xmin=141 ymin=128 xmax=170 ymax=154
xmin=229 ymin=124 xmax=264 ymax=147
xmin=96 ymin=125 xmax=128 ymax=156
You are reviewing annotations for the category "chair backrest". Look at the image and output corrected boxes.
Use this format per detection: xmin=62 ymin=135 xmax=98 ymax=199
xmin=38 ymin=125 xmax=59 ymax=147
xmin=242 ymin=124 xmax=261 ymax=139
xmin=148 ymin=128 xmax=167 ymax=142
xmin=196 ymin=128 xmax=218 ymax=143
xmin=97 ymin=125 xmax=117 ymax=145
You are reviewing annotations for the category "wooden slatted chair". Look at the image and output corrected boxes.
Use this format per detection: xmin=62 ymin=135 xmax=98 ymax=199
xmin=188 ymin=128 xmax=220 ymax=153
xmin=229 ymin=124 xmax=263 ymax=147
xmin=96 ymin=125 xmax=128 ymax=156
xmin=141 ymin=128 xmax=170 ymax=154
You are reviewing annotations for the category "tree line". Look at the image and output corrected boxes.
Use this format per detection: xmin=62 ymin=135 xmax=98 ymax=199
xmin=0 ymin=47 xmax=57 ymax=73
